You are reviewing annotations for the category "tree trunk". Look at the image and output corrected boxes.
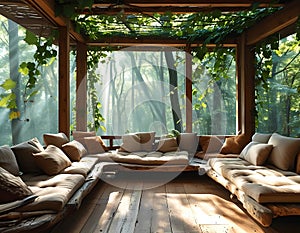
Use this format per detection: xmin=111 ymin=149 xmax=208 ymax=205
xmin=164 ymin=51 xmax=183 ymax=132
xmin=128 ymin=52 xmax=164 ymax=124
xmin=8 ymin=20 xmax=22 ymax=145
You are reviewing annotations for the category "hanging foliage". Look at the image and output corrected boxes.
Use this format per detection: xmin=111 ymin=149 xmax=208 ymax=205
xmin=19 ymin=30 xmax=57 ymax=100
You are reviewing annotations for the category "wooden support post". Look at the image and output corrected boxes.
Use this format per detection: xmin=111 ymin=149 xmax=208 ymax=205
xmin=237 ymin=34 xmax=255 ymax=139
xmin=185 ymin=45 xmax=193 ymax=133
xmin=76 ymin=42 xmax=88 ymax=131
xmin=59 ymin=26 xmax=70 ymax=137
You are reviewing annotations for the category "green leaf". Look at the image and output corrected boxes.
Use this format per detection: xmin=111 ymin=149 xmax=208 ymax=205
xmin=0 ymin=79 xmax=16 ymax=90
xmin=24 ymin=30 xmax=38 ymax=45
xmin=0 ymin=93 xmax=15 ymax=108
xmin=0 ymin=95 xmax=11 ymax=107
xmin=26 ymin=90 xmax=39 ymax=101
xmin=100 ymin=125 xmax=106 ymax=132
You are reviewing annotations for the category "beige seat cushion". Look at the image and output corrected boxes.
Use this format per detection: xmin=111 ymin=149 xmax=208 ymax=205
xmin=20 ymin=173 xmax=85 ymax=212
xmin=60 ymin=156 xmax=100 ymax=177
xmin=209 ymin=158 xmax=300 ymax=203
xmin=195 ymin=151 xmax=238 ymax=160
xmin=101 ymin=151 xmax=189 ymax=165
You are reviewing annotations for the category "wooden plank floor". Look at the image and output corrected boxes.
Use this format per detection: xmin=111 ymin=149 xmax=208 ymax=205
xmin=49 ymin=172 xmax=300 ymax=233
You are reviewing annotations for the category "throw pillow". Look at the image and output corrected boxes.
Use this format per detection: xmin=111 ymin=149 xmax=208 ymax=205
xmin=119 ymin=134 xmax=141 ymax=152
xmin=251 ymin=133 xmax=272 ymax=143
xmin=11 ymin=138 xmax=44 ymax=174
xmin=72 ymin=131 xmax=96 ymax=139
xmin=83 ymin=136 xmax=107 ymax=154
xmin=220 ymin=133 xmax=249 ymax=154
xmin=33 ymin=145 xmax=72 ymax=175
xmin=0 ymin=145 xmax=20 ymax=176
xmin=240 ymin=142 xmax=273 ymax=166
xmin=0 ymin=167 xmax=33 ymax=204
xmin=267 ymin=133 xmax=300 ymax=171
xmin=157 ymin=137 xmax=178 ymax=153
xmin=178 ymin=133 xmax=198 ymax=154
xmin=200 ymin=136 xmax=224 ymax=153
xmin=72 ymin=131 xmax=97 ymax=149
xmin=62 ymin=140 xmax=87 ymax=161
xmin=43 ymin=132 xmax=69 ymax=148
xmin=137 ymin=132 xmax=155 ymax=152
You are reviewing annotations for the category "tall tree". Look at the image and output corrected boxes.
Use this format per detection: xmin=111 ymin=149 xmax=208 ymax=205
xmin=8 ymin=20 xmax=22 ymax=144
xmin=164 ymin=51 xmax=183 ymax=132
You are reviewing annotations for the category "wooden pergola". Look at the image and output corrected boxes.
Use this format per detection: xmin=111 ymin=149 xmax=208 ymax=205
xmin=0 ymin=0 xmax=299 ymax=138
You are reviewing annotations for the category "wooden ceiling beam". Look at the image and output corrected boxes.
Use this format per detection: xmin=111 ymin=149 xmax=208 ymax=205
xmin=85 ymin=0 xmax=284 ymax=15
xmin=81 ymin=6 xmax=255 ymax=15
xmin=246 ymin=0 xmax=300 ymax=45
xmin=86 ymin=36 xmax=237 ymax=48
xmin=92 ymin=0 xmax=284 ymax=8
xmin=25 ymin=0 xmax=86 ymax=43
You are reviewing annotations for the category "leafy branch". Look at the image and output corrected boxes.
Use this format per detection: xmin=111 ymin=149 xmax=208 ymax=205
xmin=19 ymin=30 xmax=57 ymax=102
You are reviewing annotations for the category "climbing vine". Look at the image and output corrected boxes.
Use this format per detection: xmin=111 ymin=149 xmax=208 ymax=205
xmin=0 ymin=29 xmax=57 ymax=120
xmin=19 ymin=30 xmax=57 ymax=100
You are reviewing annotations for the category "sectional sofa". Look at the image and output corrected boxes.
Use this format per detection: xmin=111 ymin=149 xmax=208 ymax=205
xmin=0 ymin=131 xmax=299 ymax=232
xmin=0 ymin=131 xmax=198 ymax=232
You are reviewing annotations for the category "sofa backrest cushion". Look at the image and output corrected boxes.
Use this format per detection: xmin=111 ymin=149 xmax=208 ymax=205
xmin=0 ymin=167 xmax=33 ymax=204
xmin=72 ymin=131 xmax=96 ymax=139
xmin=0 ymin=145 xmax=20 ymax=176
xmin=157 ymin=137 xmax=178 ymax=153
xmin=119 ymin=134 xmax=142 ymax=152
xmin=252 ymin=133 xmax=272 ymax=143
xmin=119 ymin=132 xmax=156 ymax=152
xmin=83 ymin=136 xmax=106 ymax=154
xmin=199 ymin=136 xmax=224 ymax=153
xmin=62 ymin=140 xmax=87 ymax=161
xmin=178 ymin=133 xmax=198 ymax=154
xmin=72 ymin=131 xmax=95 ymax=147
xmin=137 ymin=132 xmax=156 ymax=152
xmin=43 ymin=132 xmax=69 ymax=149
xmin=240 ymin=142 xmax=273 ymax=166
xmin=267 ymin=133 xmax=300 ymax=171
xmin=33 ymin=145 xmax=72 ymax=175
xmin=11 ymin=138 xmax=44 ymax=174
xmin=220 ymin=134 xmax=249 ymax=154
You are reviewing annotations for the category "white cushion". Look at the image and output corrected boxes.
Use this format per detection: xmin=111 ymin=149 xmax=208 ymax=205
xmin=252 ymin=133 xmax=272 ymax=143
xmin=241 ymin=142 xmax=273 ymax=166
xmin=267 ymin=133 xmax=300 ymax=171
